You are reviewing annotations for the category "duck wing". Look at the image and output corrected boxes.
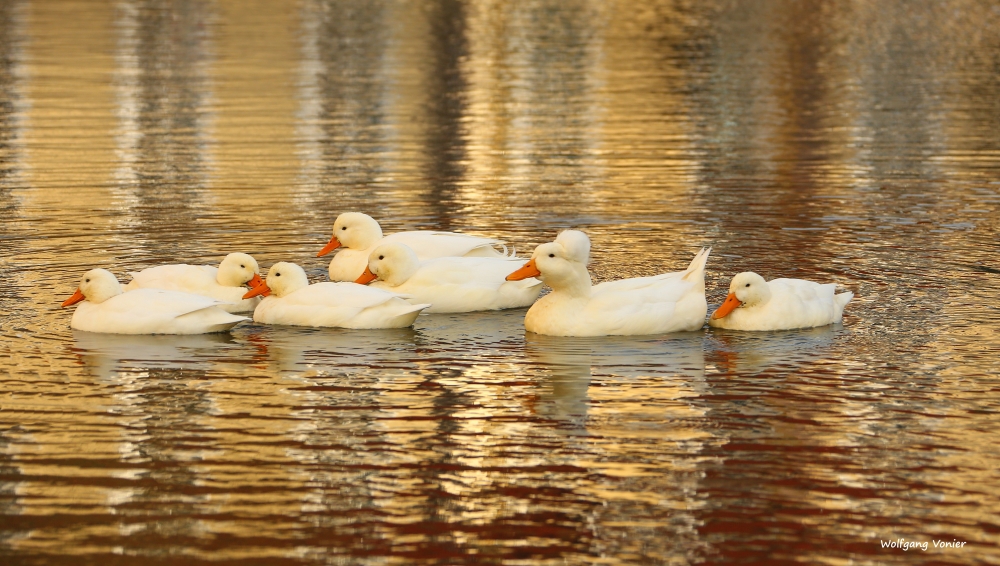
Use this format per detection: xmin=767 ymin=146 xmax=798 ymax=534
xmin=409 ymin=257 xmax=529 ymax=290
xmin=124 ymin=264 xmax=218 ymax=292
xmin=260 ymin=283 xmax=412 ymax=326
xmin=81 ymin=289 xmax=244 ymax=334
xmin=592 ymin=248 xmax=710 ymax=295
xmin=384 ymin=231 xmax=509 ymax=259
xmin=770 ymin=278 xmax=836 ymax=303
xmin=586 ymin=250 xmax=710 ymax=335
xmin=592 ymin=271 xmax=685 ymax=295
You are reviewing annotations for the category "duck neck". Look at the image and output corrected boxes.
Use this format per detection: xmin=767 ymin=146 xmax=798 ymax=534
xmin=90 ymin=281 xmax=123 ymax=304
xmin=548 ymin=264 xmax=592 ymax=298
xmin=354 ymin=219 xmax=384 ymax=250
xmin=216 ymin=269 xmax=243 ymax=287
xmin=381 ymin=260 xmax=416 ymax=287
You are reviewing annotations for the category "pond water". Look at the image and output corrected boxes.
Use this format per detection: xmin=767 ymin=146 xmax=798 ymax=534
xmin=1 ymin=0 xmax=999 ymax=564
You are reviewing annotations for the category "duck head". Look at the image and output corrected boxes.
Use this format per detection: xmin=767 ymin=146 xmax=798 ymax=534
xmin=62 ymin=268 xmax=123 ymax=306
xmin=507 ymin=229 xmax=592 ymax=295
xmin=243 ymin=262 xmax=310 ymax=299
xmin=218 ymin=252 xmax=263 ymax=289
xmin=317 ymin=212 xmax=383 ymax=256
xmin=355 ymin=242 xmax=419 ymax=286
xmin=712 ymin=272 xmax=770 ymax=319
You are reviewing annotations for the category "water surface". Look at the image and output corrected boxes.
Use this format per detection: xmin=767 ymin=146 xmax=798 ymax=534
xmin=1 ymin=0 xmax=999 ymax=564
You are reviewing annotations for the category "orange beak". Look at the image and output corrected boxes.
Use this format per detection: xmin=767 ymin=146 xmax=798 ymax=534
xmin=506 ymin=258 xmax=540 ymax=281
xmin=355 ymin=266 xmax=377 ymax=285
xmin=243 ymin=281 xmax=271 ymax=299
xmin=61 ymin=288 xmax=86 ymax=307
xmin=246 ymin=273 xmax=263 ymax=289
xmin=317 ymin=235 xmax=341 ymax=257
xmin=711 ymin=292 xmax=742 ymax=319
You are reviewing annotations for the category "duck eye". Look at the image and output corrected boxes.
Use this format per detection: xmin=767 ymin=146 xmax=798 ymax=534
xmin=548 ymin=253 xmax=555 ymax=258
xmin=240 ymin=264 xmax=245 ymax=268
xmin=276 ymin=273 xmax=281 ymax=277
xmin=85 ymin=278 xmax=90 ymax=283
xmin=341 ymin=227 xmax=347 ymax=231
xmin=745 ymin=283 xmax=750 ymax=287
xmin=378 ymin=255 xmax=384 ymax=260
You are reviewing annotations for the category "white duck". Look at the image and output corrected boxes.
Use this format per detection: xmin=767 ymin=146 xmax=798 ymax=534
xmin=123 ymin=252 xmax=264 ymax=313
xmin=244 ymin=262 xmax=430 ymax=329
xmin=62 ymin=268 xmax=248 ymax=334
xmin=318 ymin=212 xmax=509 ymax=282
xmin=506 ymin=230 xmax=711 ymax=337
xmin=355 ymin=242 xmax=543 ymax=313
xmin=708 ymin=272 xmax=853 ymax=331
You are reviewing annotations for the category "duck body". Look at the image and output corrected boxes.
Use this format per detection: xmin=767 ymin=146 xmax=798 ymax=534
xmin=246 ymin=262 xmax=429 ymax=329
xmin=123 ymin=253 xmax=263 ymax=313
xmin=524 ymin=269 xmax=710 ymax=337
xmin=124 ymin=264 xmax=261 ymax=313
xmin=63 ymin=269 xmax=247 ymax=335
xmin=319 ymin=213 xmax=508 ymax=282
xmin=360 ymin=243 xmax=542 ymax=313
xmin=708 ymin=272 xmax=853 ymax=331
xmin=508 ymin=230 xmax=710 ymax=337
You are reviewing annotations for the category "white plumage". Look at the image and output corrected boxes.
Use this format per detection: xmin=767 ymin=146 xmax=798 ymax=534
xmin=62 ymin=269 xmax=247 ymax=335
xmin=122 ymin=252 xmax=263 ymax=313
xmin=508 ymin=230 xmax=711 ymax=337
xmin=357 ymin=242 xmax=542 ymax=313
xmin=708 ymin=272 xmax=853 ymax=331
xmin=246 ymin=262 xmax=430 ymax=329
xmin=318 ymin=212 xmax=509 ymax=282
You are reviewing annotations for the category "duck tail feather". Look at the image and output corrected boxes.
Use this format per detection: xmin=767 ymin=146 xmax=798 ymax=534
xmin=681 ymin=247 xmax=711 ymax=281
xmin=835 ymin=290 xmax=854 ymax=310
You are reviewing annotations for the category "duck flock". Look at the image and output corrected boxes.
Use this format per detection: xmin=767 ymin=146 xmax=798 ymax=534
xmin=61 ymin=212 xmax=854 ymax=337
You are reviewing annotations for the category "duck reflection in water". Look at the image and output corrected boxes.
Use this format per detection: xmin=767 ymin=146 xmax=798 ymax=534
xmin=70 ymin=330 xmax=237 ymax=377
xmin=207 ymin=310 xmax=527 ymax=375
xmin=240 ymin=326 xmax=419 ymax=375
xmin=706 ymin=324 xmax=846 ymax=376
xmin=524 ymin=332 xmax=707 ymax=433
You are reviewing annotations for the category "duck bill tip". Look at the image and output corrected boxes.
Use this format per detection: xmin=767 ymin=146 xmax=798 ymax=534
xmin=506 ymin=259 xmax=540 ymax=281
xmin=711 ymin=292 xmax=741 ymax=319
xmin=61 ymin=288 xmax=86 ymax=307
xmin=354 ymin=267 xmax=377 ymax=285
xmin=317 ymin=236 xmax=341 ymax=257
xmin=243 ymin=282 xmax=271 ymax=299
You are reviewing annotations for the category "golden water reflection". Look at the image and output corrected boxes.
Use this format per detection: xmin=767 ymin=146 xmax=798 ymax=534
xmin=1 ymin=0 xmax=999 ymax=563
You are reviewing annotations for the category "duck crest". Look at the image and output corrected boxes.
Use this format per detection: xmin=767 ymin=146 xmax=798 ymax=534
xmin=555 ymin=230 xmax=591 ymax=264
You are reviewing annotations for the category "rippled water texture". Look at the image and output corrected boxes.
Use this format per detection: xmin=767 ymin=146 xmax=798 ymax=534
xmin=1 ymin=0 xmax=999 ymax=564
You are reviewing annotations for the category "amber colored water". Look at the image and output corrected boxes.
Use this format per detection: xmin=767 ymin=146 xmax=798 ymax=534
xmin=1 ymin=0 xmax=999 ymax=564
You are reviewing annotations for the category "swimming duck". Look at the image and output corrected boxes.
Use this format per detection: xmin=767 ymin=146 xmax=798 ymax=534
xmin=355 ymin=242 xmax=542 ymax=313
xmin=318 ymin=212 xmax=509 ymax=281
xmin=62 ymin=268 xmax=247 ymax=334
xmin=244 ymin=262 xmax=429 ymax=329
xmin=708 ymin=272 xmax=853 ymax=331
xmin=506 ymin=230 xmax=711 ymax=337
xmin=123 ymin=252 xmax=263 ymax=313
